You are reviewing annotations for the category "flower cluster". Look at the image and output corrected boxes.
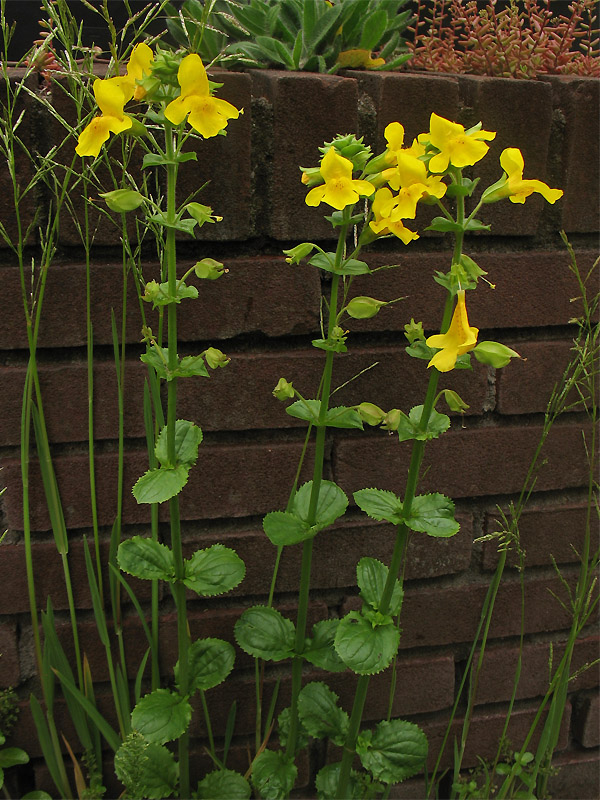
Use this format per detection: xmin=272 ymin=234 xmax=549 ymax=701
xmin=76 ymin=46 xmax=241 ymax=157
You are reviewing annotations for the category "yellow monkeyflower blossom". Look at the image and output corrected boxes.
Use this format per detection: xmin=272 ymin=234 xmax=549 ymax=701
xmin=369 ymin=187 xmax=420 ymax=244
xmin=75 ymin=79 xmax=132 ymax=157
xmin=111 ymin=42 xmax=154 ymax=102
xmin=496 ymin=148 xmax=563 ymax=204
xmin=305 ymin=147 xmax=375 ymax=210
xmin=164 ymin=54 xmax=241 ymax=137
xmin=385 ymin=151 xmax=447 ymax=200
xmin=426 ymin=290 xmax=479 ymax=372
xmin=424 ymin=113 xmax=496 ymax=174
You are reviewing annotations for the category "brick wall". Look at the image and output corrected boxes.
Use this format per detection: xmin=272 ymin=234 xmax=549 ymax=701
xmin=0 ymin=68 xmax=598 ymax=798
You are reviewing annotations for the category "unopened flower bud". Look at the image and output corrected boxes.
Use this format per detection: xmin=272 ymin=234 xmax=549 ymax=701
xmin=345 ymin=296 xmax=386 ymax=320
xmin=204 ymin=347 xmax=230 ymax=369
xmin=299 ymin=167 xmax=323 ymax=187
xmin=404 ymin=318 xmax=425 ymax=344
xmin=273 ymin=378 xmax=295 ymax=400
xmin=473 ymin=341 xmax=520 ymax=368
xmin=100 ymin=188 xmax=144 ymax=212
xmin=142 ymin=280 xmax=160 ymax=302
xmin=381 ymin=408 xmax=402 ymax=431
xmin=283 ymin=243 xmax=315 ymax=264
xmin=357 ymin=402 xmax=386 ymax=426
xmin=194 ymin=258 xmax=226 ymax=280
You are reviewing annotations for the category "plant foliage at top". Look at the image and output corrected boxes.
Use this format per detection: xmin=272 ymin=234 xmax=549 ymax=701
xmin=409 ymin=0 xmax=599 ymax=78
xmin=164 ymin=0 xmax=413 ymax=72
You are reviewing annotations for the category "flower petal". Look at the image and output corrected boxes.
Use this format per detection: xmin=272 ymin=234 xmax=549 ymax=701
xmin=164 ymin=95 xmax=189 ymax=125
xmin=500 ymin=147 xmax=525 ymax=180
xmin=320 ymin=147 xmax=352 ymax=182
xmin=305 ymin=185 xmax=327 ymax=207
xmin=178 ymin=53 xmax=209 ymax=99
xmin=94 ymin=78 xmax=128 ymax=119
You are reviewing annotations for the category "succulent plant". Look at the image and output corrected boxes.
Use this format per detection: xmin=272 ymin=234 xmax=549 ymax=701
xmin=164 ymin=0 xmax=414 ymax=72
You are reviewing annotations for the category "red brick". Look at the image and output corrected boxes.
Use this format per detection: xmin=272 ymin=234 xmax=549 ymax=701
xmin=573 ymin=692 xmax=600 ymax=748
xmin=496 ymin=339 xmax=586 ymax=415
xmin=544 ymin=75 xmax=600 ymax=234
xmin=549 ymin=748 xmax=600 ymax=800
xmin=249 ymin=70 xmax=358 ymax=240
xmin=334 ymin=422 xmax=592 ymax=502
xmin=341 ymin=571 xmax=580 ymax=650
xmin=473 ymin=636 xmax=600 ymax=705
xmin=458 ymin=76 xmax=554 ymax=237
xmin=174 ymin=70 xmax=252 ymax=241
xmin=0 ymin=256 xmax=321 ymax=350
xmin=482 ymin=503 xmax=599 ymax=570
xmin=0 ymin=622 xmax=19 ymax=687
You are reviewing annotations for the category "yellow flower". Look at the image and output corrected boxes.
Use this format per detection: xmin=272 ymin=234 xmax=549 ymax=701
xmin=426 ymin=290 xmax=479 ymax=372
xmin=369 ymin=187 xmax=419 ymax=244
xmin=111 ymin=42 xmax=154 ymax=102
xmin=336 ymin=49 xmax=386 ymax=69
xmin=383 ymin=121 xmax=405 ymax=163
xmin=164 ymin=54 xmax=241 ymax=137
xmin=497 ymin=148 xmax=563 ymax=204
xmin=385 ymin=151 xmax=447 ymax=200
xmin=425 ymin=112 xmax=496 ymax=173
xmin=75 ymin=78 xmax=132 ymax=157
xmin=305 ymin=147 xmax=375 ymax=210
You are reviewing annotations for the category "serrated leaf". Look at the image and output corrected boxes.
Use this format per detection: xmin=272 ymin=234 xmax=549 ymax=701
xmin=357 ymin=557 xmax=403 ymax=616
xmin=465 ymin=218 xmax=491 ymax=231
xmin=131 ymin=689 xmax=192 ymax=744
xmin=297 ymin=682 xmax=349 ymax=745
xmin=175 ymin=354 xmax=210 ymax=378
xmin=175 ymin=638 xmax=235 ymax=692
xmin=325 ymin=406 xmax=364 ymax=429
xmin=277 ymin=707 xmax=309 ymax=752
xmin=407 ymin=493 xmax=460 ymax=538
xmin=405 ymin=340 xmax=437 ymax=361
xmin=154 ymin=419 xmax=203 ymax=468
xmin=425 ymin=216 xmax=464 ymax=233
xmin=397 ymin=405 xmax=450 ymax=443
xmin=197 ymin=769 xmax=251 ymax=800
xmin=132 ymin=466 xmax=189 ymax=504
xmin=148 ymin=212 xmax=197 ymax=235
xmin=263 ymin=511 xmax=312 ymax=546
xmin=117 ymin=537 xmax=174 ymax=582
xmin=308 ymin=252 xmax=337 ymax=273
xmin=293 ymin=480 xmax=348 ymax=531
xmin=334 ymin=611 xmax=399 ymax=675
xmin=251 ymin=750 xmax=297 ymax=800
xmin=356 ymin=718 xmax=428 ymax=784
xmin=315 ymin=763 xmax=368 ymax=800
xmin=234 ymin=606 xmax=295 ymax=661
xmin=286 ymin=398 xmax=320 ymax=424
xmin=138 ymin=742 xmax=178 ymax=799
xmin=303 ymin=619 xmax=346 ymax=672
xmin=312 ymin=337 xmax=348 ymax=353
xmin=354 ymin=488 xmax=404 ymax=525
xmin=336 ymin=258 xmax=371 ymax=276
xmin=184 ymin=544 xmax=245 ymax=596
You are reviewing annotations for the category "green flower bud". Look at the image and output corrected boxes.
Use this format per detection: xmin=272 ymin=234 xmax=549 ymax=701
xmin=283 ymin=243 xmax=315 ymax=264
xmin=187 ymin=202 xmax=222 ymax=227
xmin=381 ymin=408 xmax=402 ymax=431
xmin=404 ymin=318 xmax=425 ymax=344
xmin=194 ymin=258 xmax=226 ymax=280
xmin=442 ymin=389 xmax=470 ymax=413
xmin=357 ymin=402 xmax=386 ymax=426
xmin=204 ymin=347 xmax=230 ymax=369
xmin=273 ymin=378 xmax=295 ymax=401
xmin=299 ymin=167 xmax=323 ymax=188
xmin=100 ymin=188 xmax=144 ymax=213
xmin=142 ymin=280 xmax=161 ymax=303
xmin=473 ymin=341 xmax=521 ymax=368
xmin=321 ymin=133 xmax=372 ymax=171
xmin=345 ymin=296 xmax=386 ymax=320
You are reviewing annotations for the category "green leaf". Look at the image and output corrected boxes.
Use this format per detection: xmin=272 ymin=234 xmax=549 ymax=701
xmin=142 ymin=152 xmax=197 ymax=168
xmin=335 ymin=611 xmax=399 ymax=675
xmin=143 ymin=279 xmax=198 ymax=308
xmin=0 ymin=748 xmax=29 ymax=768
xmin=154 ymin=419 xmax=203 ymax=468
xmin=114 ymin=736 xmax=178 ymax=800
xmin=132 ymin=465 xmax=189 ymax=504
xmin=303 ymin=619 xmax=346 ymax=672
xmin=277 ymin=707 xmax=309 ymax=753
xmin=184 ymin=544 xmax=245 ymax=596
xmin=336 ymin=258 xmax=371 ymax=276
xmin=308 ymin=252 xmax=337 ymax=273
xmin=197 ymin=769 xmax=251 ymax=800
xmin=298 ymin=682 xmax=349 ymax=746
xmin=315 ymin=763 xmax=370 ymax=800
xmin=251 ymin=750 xmax=297 ymax=800
xmin=324 ymin=406 xmax=364 ymax=429
xmin=407 ymin=493 xmax=460 ymax=538
xmin=356 ymin=718 xmax=428 ymax=784
xmin=176 ymin=638 xmax=235 ymax=692
xmin=312 ymin=337 xmax=348 ymax=353
xmin=176 ymin=354 xmax=210 ymax=379
xmin=263 ymin=511 xmax=312 ymax=546
xmin=397 ymin=405 xmax=450 ymax=443
xmin=359 ymin=8 xmax=387 ymax=49
xmin=148 ymin=212 xmax=197 ymax=235
xmin=293 ymin=480 xmax=348 ymax=532
xmin=353 ymin=488 xmax=404 ymax=525
xmin=140 ymin=346 xmax=169 ymax=379
xmin=286 ymin=398 xmax=320 ymax=424
xmin=425 ymin=216 xmax=463 ymax=233
xmin=117 ymin=537 xmax=174 ymax=582
xmin=234 ymin=606 xmax=295 ymax=661
xmin=357 ymin=557 xmax=403 ymax=616
xmin=405 ymin=340 xmax=437 ymax=361
xmin=254 ymin=35 xmax=295 ymax=68
xmin=131 ymin=689 xmax=192 ymax=744
xmin=465 ymin=218 xmax=491 ymax=232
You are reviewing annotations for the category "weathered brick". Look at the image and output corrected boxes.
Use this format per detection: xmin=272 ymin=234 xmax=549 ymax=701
xmin=334 ymin=422 xmax=592 ymax=502
xmin=0 ymin=256 xmax=321 ymax=350
xmin=549 ymin=749 xmax=600 ymax=800
xmin=496 ymin=339 xmax=585 ymax=415
xmin=573 ymin=692 xmax=600 ymax=748
xmin=472 ymin=635 xmax=600 ymax=705
xmin=249 ymin=70 xmax=358 ymax=240
xmin=458 ymin=76 xmax=554 ymax=236
xmin=544 ymin=75 xmax=600 ymax=233
xmin=0 ymin=622 xmax=19 ymax=687
xmin=482 ymin=503 xmax=599 ymax=570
